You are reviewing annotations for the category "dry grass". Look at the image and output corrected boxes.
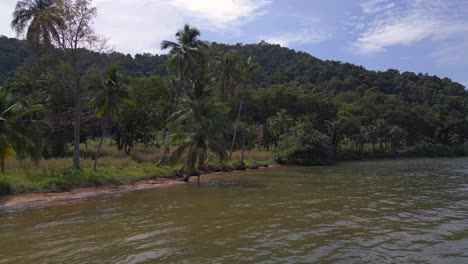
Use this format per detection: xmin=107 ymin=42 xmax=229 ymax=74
xmin=231 ymin=150 xmax=273 ymax=162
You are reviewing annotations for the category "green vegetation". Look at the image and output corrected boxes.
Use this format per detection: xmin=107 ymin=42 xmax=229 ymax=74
xmin=274 ymin=121 xmax=334 ymax=165
xmin=0 ymin=144 xmax=272 ymax=195
xmin=0 ymin=0 xmax=466 ymax=195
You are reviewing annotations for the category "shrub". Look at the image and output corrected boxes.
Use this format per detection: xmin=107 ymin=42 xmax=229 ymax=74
xmin=274 ymin=122 xmax=334 ymax=165
xmin=406 ymin=142 xmax=456 ymax=157
xmin=0 ymin=178 xmax=12 ymax=195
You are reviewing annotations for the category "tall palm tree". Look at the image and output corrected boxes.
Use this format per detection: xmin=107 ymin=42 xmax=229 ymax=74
xmin=159 ymin=24 xmax=209 ymax=166
xmin=11 ymin=0 xmax=61 ymax=48
xmin=229 ymin=56 xmax=259 ymax=158
xmin=90 ymin=66 xmax=132 ymax=170
xmin=170 ymin=96 xmax=230 ymax=182
xmin=161 ymin=24 xmax=209 ymax=82
xmin=0 ymin=87 xmax=44 ymax=174
xmin=267 ymin=109 xmax=294 ymax=146
xmin=215 ymin=51 xmax=242 ymax=102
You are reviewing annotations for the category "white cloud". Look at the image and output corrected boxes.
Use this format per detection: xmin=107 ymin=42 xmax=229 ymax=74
xmin=353 ymin=0 xmax=468 ymax=55
xmin=260 ymin=29 xmax=330 ymax=47
xmin=360 ymin=0 xmax=395 ymax=14
xmin=170 ymin=0 xmax=270 ymax=30
xmin=0 ymin=1 xmax=17 ymax=38
xmin=1 ymin=0 xmax=270 ymax=54
xmin=93 ymin=0 xmax=270 ymax=54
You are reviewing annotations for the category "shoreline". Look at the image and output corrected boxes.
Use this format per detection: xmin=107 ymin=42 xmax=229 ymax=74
xmin=0 ymin=165 xmax=279 ymax=211
xmin=2 ymin=154 xmax=465 ymax=211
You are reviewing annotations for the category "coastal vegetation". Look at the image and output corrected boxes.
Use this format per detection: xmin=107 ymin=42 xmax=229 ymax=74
xmin=0 ymin=0 xmax=467 ymax=194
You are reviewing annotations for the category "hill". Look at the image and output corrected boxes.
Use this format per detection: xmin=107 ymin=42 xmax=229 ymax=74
xmin=1 ymin=36 xmax=467 ymax=149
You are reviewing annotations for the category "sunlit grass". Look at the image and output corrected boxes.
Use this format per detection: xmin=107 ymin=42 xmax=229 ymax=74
xmin=0 ymin=142 xmax=274 ymax=195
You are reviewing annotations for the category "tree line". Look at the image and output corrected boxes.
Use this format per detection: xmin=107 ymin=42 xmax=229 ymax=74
xmin=0 ymin=0 xmax=467 ymax=177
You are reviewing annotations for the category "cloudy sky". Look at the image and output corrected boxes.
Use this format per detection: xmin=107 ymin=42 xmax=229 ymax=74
xmin=1 ymin=0 xmax=467 ymax=86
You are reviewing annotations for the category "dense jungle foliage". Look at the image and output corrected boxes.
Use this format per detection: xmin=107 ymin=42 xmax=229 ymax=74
xmin=0 ymin=0 xmax=466 ymax=175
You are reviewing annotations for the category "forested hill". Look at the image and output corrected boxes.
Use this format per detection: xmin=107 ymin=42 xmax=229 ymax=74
xmin=0 ymin=37 xmax=31 ymax=83
xmin=209 ymin=42 xmax=467 ymax=100
xmin=2 ymin=35 xmax=466 ymax=101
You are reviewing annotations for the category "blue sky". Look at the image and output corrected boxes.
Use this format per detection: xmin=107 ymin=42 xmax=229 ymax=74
xmin=0 ymin=0 xmax=467 ymax=86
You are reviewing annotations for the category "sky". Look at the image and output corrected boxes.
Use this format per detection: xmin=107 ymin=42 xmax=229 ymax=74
xmin=0 ymin=0 xmax=467 ymax=87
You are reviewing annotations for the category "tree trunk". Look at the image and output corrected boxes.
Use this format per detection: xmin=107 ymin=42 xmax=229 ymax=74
xmin=93 ymin=134 xmax=104 ymax=171
xmin=93 ymin=119 xmax=108 ymax=171
xmin=159 ymin=87 xmax=181 ymax=166
xmin=229 ymin=94 xmax=244 ymax=159
xmin=241 ymin=131 xmax=245 ymax=164
xmin=1 ymin=155 xmax=5 ymax=175
xmin=157 ymin=128 xmax=169 ymax=167
xmin=73 ymin=81 xmax=81 ymax=169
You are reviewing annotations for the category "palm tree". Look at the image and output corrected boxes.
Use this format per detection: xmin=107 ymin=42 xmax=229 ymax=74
xmin=374 ymin=119 xmax=389 ymax=151
xmin=365 ymin=125 xmax=378 ymax=152
xmin=229 ymin=56 xmax=259 ymax=158
xmin=170 ymin=96 xmax=230 ymax=182
xmin=161 ymin=24 xmax=209 ymax=82
xmin=11 ymin=0 xmax=61 ymax=48
xmin=389 ymin=125 xmax=406 ymax=152
xmin=354 ymin=126 xmax=368 ymax=153
xmin=325 ymin=120 xmax=342 ymax=152
xmin=90 ymin=66 xmax=132 ymax=170
xmin=159 ymin=24 xmax=209 ymax=166
xmin=0 ymin=87 xmax=44 ymax=174
xmin=215 ymin=51 xmax=242 ymax=102
xmin=267 ymin=109 xmax=294 ymax=146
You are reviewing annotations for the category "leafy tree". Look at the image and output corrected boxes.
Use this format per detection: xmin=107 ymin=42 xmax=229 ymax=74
xmin=0 ymin=87 xmax=43 ymax=174
xmin=52 ymin=0 xmax=106 ymax=169
xmin=389 ymin=125 xmax=406 ymax=152
xmin=115 ymin=75 xmax=172 ymax=153
xmin=274 ymin=121 xmax=334 ymax=165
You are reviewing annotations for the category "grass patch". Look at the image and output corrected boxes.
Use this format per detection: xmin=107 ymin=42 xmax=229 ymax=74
xmin=0 ymin=146 xmax=274 ymax=196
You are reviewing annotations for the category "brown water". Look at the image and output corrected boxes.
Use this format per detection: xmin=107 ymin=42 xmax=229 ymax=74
xmin=1 ymin=158 xmax=467 ymax=263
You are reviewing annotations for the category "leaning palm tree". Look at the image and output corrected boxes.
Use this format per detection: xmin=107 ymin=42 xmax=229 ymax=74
xmin=11 ymin=0 xmax=62 ymax=48
xmin=0 ymin=87 xmax=44 ymax=174
xmin=170 ymin=96 xmax=231 ymax=182
xmin=89 ymin=66 xmax=132 ymax=170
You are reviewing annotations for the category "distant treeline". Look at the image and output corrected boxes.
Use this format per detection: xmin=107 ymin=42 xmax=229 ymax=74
xmin=1 ymin=34 xmax=467 ymax=165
